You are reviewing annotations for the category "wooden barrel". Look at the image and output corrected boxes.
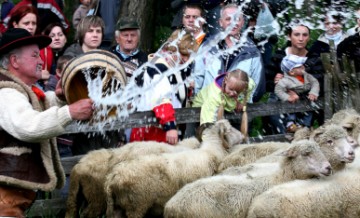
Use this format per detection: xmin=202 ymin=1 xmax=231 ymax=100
xmin=61 ymin=49 xmax=127 ymax=104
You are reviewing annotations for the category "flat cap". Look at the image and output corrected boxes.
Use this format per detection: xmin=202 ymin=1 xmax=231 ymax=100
xmin=117 ymin=17 xmax=140 ymax=30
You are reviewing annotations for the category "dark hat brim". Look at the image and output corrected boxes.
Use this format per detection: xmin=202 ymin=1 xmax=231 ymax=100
xmin=0 ymin=35 xmax=52 ymax=54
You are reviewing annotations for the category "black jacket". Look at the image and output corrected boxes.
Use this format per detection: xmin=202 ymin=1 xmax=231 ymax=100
xmin=337 ymin=33 xmax=360 ymax=73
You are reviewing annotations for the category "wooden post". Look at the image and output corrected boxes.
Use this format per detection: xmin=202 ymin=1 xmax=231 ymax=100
xmin=328 ymin=40 xmax=343 ymax=111
xmin=341 ymin=56 xmax=360 ymax=111
xmin=321 ymin=53 xmax=334 ymax=119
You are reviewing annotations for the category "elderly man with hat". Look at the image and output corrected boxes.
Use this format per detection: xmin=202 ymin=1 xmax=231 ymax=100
xmin=0 ymin=28 xmax=94 ymax=216
xmin=111 ymin=17 xmax=148 ymax=82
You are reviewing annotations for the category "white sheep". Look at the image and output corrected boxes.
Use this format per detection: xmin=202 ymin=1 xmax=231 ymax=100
xmin=65 ymin=137 xmax=200 ymax=218
xmin=292 ymin=126 xmax=311 ymax=141
xmin=309 ymin=124 xmax=356 ymax=171
xmin=219 ymin=123 xmax=358 ymax=194
xmin=218 ymin=141 xmax=290 ymax=171
xmin=247 ymin=163 xmax=360 ymax=218
xmin=328 ymin=108 xmax=359 ymax=125
xmin=222 ymin=124 xmax=357 ymax=178
xmin=104 ymin=119 xmax=244 ymax=218
xmin=220 ymin=124 xmax=355 ymax=176
xmin=164 ymin=140 xmax=332 ymax=218
xmin=326 ymin=109 xmax=360 ymax=145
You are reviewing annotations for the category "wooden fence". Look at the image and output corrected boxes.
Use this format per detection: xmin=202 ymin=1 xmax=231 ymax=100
xmin=26 ymin=53 xmax=359 ymax=216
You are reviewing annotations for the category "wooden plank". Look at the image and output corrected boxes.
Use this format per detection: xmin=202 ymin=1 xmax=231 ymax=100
xmin=249 ymin=134 xmax=292 ymax=143
xmin=64 ymin=99 xmax=324 ymax=134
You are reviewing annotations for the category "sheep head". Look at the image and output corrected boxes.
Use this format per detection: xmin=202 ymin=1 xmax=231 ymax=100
xmin=280 ymin=140 xmax=332 ymax=178
xmin=340 ymin=116 xmax=360 ymax=146
xmin=310 ymin=124 xmax=356 ymax=167
xmin=292 ymin=127 xmax=311 ymax=142
xmin=331 ymin=109 xmax=359 ymax=124
xmin=329 ymin=109 xmax=360 ymax=145
xmin=202 ymin=119 xmax=244 ymax=150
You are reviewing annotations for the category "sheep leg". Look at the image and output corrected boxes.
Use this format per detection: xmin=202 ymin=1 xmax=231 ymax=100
xmin=105 ymin=189 xmax=115 ymax=217
xmin=81 ymin=179 xmax=107 ymax=217
xmin=65 ymin=171 xmax=81 ymax=218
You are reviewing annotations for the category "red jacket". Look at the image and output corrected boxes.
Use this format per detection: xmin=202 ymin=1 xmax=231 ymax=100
xmin=40 ymin=46 xmax=53 ymax=72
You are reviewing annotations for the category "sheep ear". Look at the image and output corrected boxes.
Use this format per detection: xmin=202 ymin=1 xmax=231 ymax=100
xmin=219 ymin=122 xmax=230 ymax=149
xmin=279 ymin=147 xmax=299 ymax=158
xmin=310 ymin=127 xmax=325 ymax=141
xmin=342 ymin=122 xmax=354 ymax=129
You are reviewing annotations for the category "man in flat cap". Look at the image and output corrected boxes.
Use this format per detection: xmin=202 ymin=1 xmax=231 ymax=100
xmin=0 ymin=28 xmax=93 ymax=216
xmin=111 ymin=17 xmax=148 ymax=82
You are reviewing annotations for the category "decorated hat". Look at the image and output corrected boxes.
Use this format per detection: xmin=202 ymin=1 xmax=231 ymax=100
xmin=281 ymin=54 xmax=308 ymax=74
xmin=0 ymin=28 xmax=52 ymax=54
xmin=117 ymin=17 xmax=140 ymax=30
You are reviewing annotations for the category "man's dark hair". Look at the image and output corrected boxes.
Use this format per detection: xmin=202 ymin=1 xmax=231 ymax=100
xmin=182 ymin=3 xmax=205 ymax=18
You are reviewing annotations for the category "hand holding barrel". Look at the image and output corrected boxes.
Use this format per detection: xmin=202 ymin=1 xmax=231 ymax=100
xmin=68 ymin=99 xmax=94 ymax=120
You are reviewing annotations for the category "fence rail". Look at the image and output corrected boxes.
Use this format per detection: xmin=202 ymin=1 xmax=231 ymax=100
xmin=63 ymin=97 xmax=325 ymax=133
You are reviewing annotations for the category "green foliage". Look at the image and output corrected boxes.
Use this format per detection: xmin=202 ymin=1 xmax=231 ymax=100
xmin=249 ymin=93 xmax=269 ymax=137
xmin=63 ymin=0 xmax=77 ymax=43
xmin=273 ymin=0 xmax=360 ymax=52
xmin=152 ymin=1 xmax=175 ymax=52
xmin=154 ymin=25 xmax=173 ymax=52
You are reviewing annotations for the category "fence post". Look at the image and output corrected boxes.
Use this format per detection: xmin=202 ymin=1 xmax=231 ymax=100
xmin=321 ymin=53 xmax=334 ymax=120
xmin=341 ymin=56 xmax=360 ymax=111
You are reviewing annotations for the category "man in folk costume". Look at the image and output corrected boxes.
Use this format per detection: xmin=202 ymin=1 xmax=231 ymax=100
xmin=0 ymin=28 xmax=93 ymax=217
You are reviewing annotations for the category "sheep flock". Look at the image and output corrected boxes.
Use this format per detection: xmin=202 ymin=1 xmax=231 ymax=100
xmin=64 ymin=109 xmax=360 ymax=218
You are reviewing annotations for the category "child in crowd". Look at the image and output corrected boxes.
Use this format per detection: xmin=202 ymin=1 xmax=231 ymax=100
xmin=191 ymin=69 xmax=255 ymax=139
xmin=45 ymin=55 xmax=73 ymax=91
xmin=275 ymin=54 xmax=320 ymax=133
xmin=72 ymin=0 xmax=91 ymax=29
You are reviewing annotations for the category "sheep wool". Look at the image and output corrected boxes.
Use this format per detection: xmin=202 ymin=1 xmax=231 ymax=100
xmin=65 ymin=138 xmax=200 ymax=218
xmin=327 ymin=109 xmax=360 ymax=145
xmin=164 ymin=140 xmax=331 ymax=218
xmin=218 ymin=141 xmax=290 ymax=172
xmin=310 ymin=124 xmax=356 ymax=172
xmin=292 ymin=126 xmax=311 ymax=142
xmin=248 ymin=168 xmax=360 ymax=218
xmin=105 ymin=119 xmax=244 ymax=218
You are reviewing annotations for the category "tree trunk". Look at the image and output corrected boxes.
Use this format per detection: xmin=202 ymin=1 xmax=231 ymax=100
xmin=120 ymin=0 xmax=156 ymax=53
